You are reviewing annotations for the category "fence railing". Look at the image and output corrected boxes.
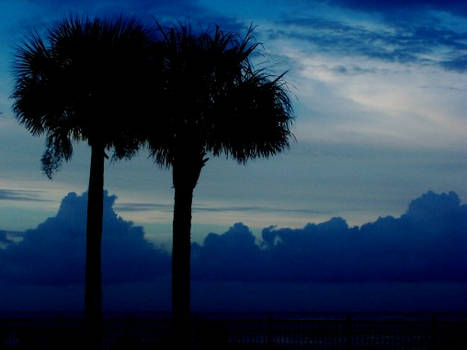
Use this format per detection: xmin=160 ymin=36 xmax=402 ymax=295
xmin=1 ymin=315 xmax=466 ymax=349
xmin=214 ymin=316 xmax=467 ymax=349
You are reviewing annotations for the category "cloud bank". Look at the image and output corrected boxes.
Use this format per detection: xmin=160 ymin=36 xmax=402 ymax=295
xmin=0 ymin=190 xmax=466 ymax=286
xmin=192 ymin=191 xmax=467 ymax=282
xmin=0 ymin=191 xmax=170 ymax=285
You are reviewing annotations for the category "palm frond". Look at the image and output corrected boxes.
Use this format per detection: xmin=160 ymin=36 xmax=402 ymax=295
xmin=12 ymin=15 xmax=156 ymax=177
xmin=146 ymin=23 xmax=294 ymax=166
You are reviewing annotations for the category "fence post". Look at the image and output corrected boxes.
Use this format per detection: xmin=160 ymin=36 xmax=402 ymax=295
xmin=267 ymin=315 xmax=273 ymax=348
xmin=345 ymin=316 xmax=352 ymax=350
xmin=430 ymin=315 xmax=438 ymax=350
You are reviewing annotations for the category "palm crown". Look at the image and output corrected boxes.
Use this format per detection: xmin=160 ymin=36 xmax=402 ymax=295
xmin=12 ymin=16 xmax=155 ymax=177
xmin=148 ymin=24 xmax=294 ymax=167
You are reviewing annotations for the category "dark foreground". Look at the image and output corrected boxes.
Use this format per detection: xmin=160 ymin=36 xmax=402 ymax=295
xmin=0 ymin=313 xmax=466 ymax=349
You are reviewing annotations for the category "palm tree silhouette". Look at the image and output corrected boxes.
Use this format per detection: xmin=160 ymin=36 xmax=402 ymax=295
xmin=12 ymin=16 xmax=155 ymax=348
xmin=147 ymin=24 xmax=294 ymax=342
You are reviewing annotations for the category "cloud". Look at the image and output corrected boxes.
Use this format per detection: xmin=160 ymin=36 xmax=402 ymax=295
xmin=441 ymin=55 xmax=467 ymax=73
xmin=0 ymin=230 xmax=10 ymax=245
xmin=0 ymin=189 xmax=50 ymax=202
xmin=0 ymin=191 xmax=170 ymax=285
xmin=116 ymin=202 xmax=327 ymax=215
xmin=1 ymin=190 xmax=467 ymax=286
xmin=328 ymin=64 xmax=378 ymax=75
xmin=192 ymin=223 xmax=263 ymax=281
xmin=192 ymin=191 xmax=467 ymax=282
xmin=272 ymin=16 xmax=467 ymax=72
xmin=115 ymin=203 xmax=172 ymax=212
xmin=327 ymin=0 xmax=467 ymax=17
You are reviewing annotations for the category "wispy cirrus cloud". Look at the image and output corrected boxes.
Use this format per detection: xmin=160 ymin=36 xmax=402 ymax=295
xmin=115 ymin=202 xmax=329 ymax=215
xmin=0 ymin=189 xmax=50 ymax=202
xmin=271 ymin=16 xmax=467 ymax=72
xmin=441 ymin=55 xmax=467 ymax=73
xmin=326 ymin=0 xmax=467 ymax=18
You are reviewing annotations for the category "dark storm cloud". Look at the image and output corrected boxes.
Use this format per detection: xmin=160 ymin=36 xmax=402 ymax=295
xmin=0 ymin=191 xmax=170 ymax=285
xmin=0 ymin=189 xmax=49 ymax=202
xmin=192 ymin=191 xmax=467 ymax=282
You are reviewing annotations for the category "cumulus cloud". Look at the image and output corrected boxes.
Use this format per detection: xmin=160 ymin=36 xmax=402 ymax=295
xmin=192 ymin=223 xmax=262 ymax=281
xmin=1 ymin=190 xmax=466 ymax=286
xmin=192 ymin=191 xmax=467 ymax=282
xmin=0 ymin=191 xmax=170 ymax=285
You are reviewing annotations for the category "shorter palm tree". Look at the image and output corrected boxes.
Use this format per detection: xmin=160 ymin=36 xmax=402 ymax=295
xmin=12 ymin=16 xmax=157 ymax=348
xmin=146 ymin=23 xmax=294 ymax=343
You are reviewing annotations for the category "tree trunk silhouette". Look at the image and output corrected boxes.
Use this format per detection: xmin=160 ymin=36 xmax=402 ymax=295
xmin=171 ymin=152 xmax=206 ymax=347
xmin=85 ymin=142 xmax=105 ymax=349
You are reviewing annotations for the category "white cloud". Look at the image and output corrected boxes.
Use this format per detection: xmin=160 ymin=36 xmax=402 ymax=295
xmin=275 ymin=47 xmax=467 ymax=150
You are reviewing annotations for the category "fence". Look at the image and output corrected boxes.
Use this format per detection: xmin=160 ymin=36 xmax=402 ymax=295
xmin=0 ymin=315 xmax=466 ymax=349
xmin=214 ymin=316 xmax=467 ymax=349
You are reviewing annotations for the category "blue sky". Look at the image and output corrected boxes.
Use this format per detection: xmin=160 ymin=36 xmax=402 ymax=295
xmin=0 ymin=2 xmax=466 ymax=242
xmin=0 ymin=0 xmax=465 ymax=246
xmin=0 ymin=0 xmax=467 ymax=312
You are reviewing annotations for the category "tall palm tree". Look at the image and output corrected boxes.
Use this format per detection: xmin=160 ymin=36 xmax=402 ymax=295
xmin=12 ymin=16 xmax=156 ymax=348
xmin=147 ymin=24 xmax=294 ymax=342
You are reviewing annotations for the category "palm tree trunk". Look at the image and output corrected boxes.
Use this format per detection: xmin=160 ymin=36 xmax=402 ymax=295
xmin=171 ymin=153 xmax=206 ymax=347
xmin=172 ymin=178 xmax=194 ymax=346
xmin=85 ymin=143 xmax=105 ymax=349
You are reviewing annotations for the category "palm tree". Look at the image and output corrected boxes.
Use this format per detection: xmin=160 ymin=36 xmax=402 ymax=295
xmin=12 ymin=16 xmax=155 ymax=348
xmin=147 ymin=24 xmax=294 ymax=342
